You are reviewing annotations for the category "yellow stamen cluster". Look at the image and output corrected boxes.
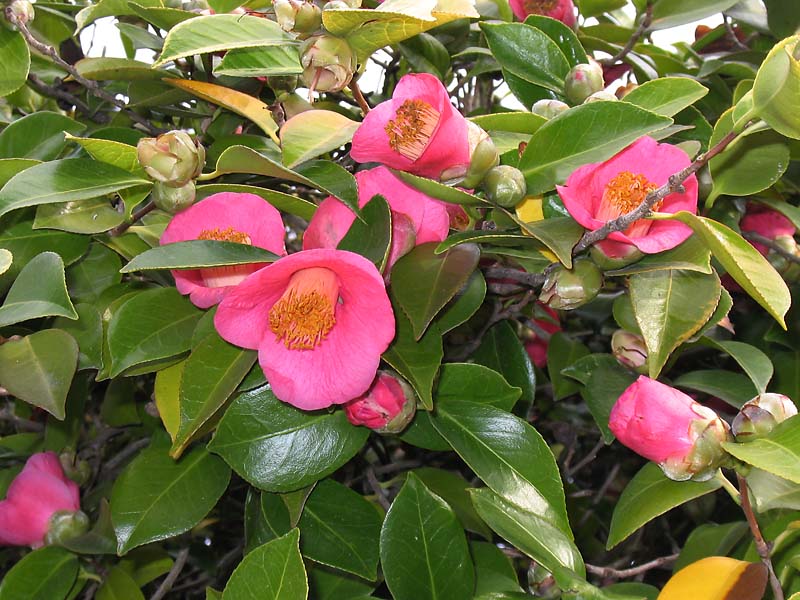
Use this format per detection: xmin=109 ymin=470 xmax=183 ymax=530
xmin=522 ymin=0 xmax=559 ymax=12
xmin=269 ymin=290 xmax=336 ymax=350
xmin=385 ymin=99 xmax=440 ymax=161
xmin=603 ymin=172 xmax=659 ymax=215
xmin=198 ymin=227 xmax=252 ymax=245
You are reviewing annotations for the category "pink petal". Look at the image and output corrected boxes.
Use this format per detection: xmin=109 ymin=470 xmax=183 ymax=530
xmin=302 ymin=196 xmax=357 ymax=250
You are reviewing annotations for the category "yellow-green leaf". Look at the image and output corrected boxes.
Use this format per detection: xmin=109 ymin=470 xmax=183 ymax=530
xmin=280 ymin=110 xmax=360 ymax=168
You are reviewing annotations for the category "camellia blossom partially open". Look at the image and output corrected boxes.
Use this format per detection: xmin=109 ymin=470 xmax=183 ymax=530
xmin=509 ymin=0 xmax=576 ymax=27
xmin=160 ymin=193 xmax=287 ymax=309
xmin=740 ymin=204 xmax=796 ymax=256
xmin=557 ymin=136 xmax=698 ymax=258
xmin=609 ymin=376 xmax=731 ymax=481
xmin=344 ymin=371 xmax=416 ymax=433
xmin=303 ymin=166 xmax=450 ymax=271
xmin=0 ymin=452 xmax=81 ymax=547
xmin=214 ymin=248 xmax=395 ymax=410
xmin=350 ymin=73 xmax=470 ymax=180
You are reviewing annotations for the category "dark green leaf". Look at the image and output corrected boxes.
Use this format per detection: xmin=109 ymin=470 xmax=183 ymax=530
xmin=674 ymin=521 xmax=749 ymax=571
xmin=392 ymin=171 xmax=486 ymax=206
xmin=244 ymin=489 xmax=292 ymax=554
xmin=0 ymin=251 xmax=77 ymax=327
xmin=0 ymin=546 xmax=78 ymax=600
xmin=0 ymin=112 xmax=85 ymax=161
xmin=513 ymin=215 xmax=584 ymax=268
xmin=414 ymin=467 xmax=493 ymax=540
xmin=435 ymin=271 xmax=486 ymax=335
xmin=66 ymin=243 xmax=122 ymax=302
xmin=673 ymin=370 xmax=756 ymax=408
xmin=96 ymin=567 xmax=145 ymax=600
xmin=337 ymin=195 xmax=392 ymax=270
xmin=471 ymin=541 xmax=524 ymax=595
xmin=547 ymin=332 xmax=590 ymax=400
xmin=122 ymin=240 xmax=280 ymax=272
xmin=473 ymin=320 xmax=537 ymax=409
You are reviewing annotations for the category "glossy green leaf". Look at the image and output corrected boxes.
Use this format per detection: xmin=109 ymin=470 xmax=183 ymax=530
xmin=208 ymin=386 xmax=369 ymax=492
xmin=392 ymin=170 xmax=486 ymax=206
xmin=111 ymin=437 xmax=231 ymax=554
xmin=107 ymin=287 xmax=203 ymax=377
xmin=629 ymin=269 xmax=721 ymax=378
xmin=435 ymin=271 xmax=486 ymax=335
xmin=298 ymin=479 xmax=382 ymax=580
xmin=752 ymin=35 xmax=800 ymax=140
xmin=281 ymin=110 xmax=360 ymax=168
xmin=75 ymin=57 xmax=171 ymax=81
xmin=511 ymin=215 xmax=584 ymax=268
xmin=0 ymin=28 xmax=30 ymax=97
xmin=723 ymin=415 xmax=800 ymax=483
xmin=650 ymin=0 xmax=739 ymax=30
xmin=337 ymin=195 xmax=392 ymax=270
xmin=432 ymin=401 xmax=570 ymax=536
xmin=0 ymin=158 xmax=150 ymax=219
xmin=65 ymin=134 xmax=144 ymax=174
xmin=660 ymin=212 xmax=791 ymax=328
xmin=0 ymin=112 xmax=85 ymax=161
xmin=155 ymin=14 xmax=293 ymax=66
xmin=122 ymin=240 xmax=279 ymax=273
xmin=471 ymin=540 xmax=524 ymax=595
xmin=606 ymin=463 xmax=721 ymax=549
xmin=605 ymin=235 xmax=712 ymax=276
xmin=673 ymin=370 xmax=756 ymax=408
xmin=523 ymin=15 xmax=587 ymax=67
xmin=380 ymin=473 xmax=474 ymax=600
xmin=700 ymin=339 xmax=773 ymax=394
xmin=0 ymin=329 xmax=78 ymax=420
xmin=414 ymin=468 xmax=493 ymax=540
xmin=54 ymin=303 xmax=103 ymax=371
xmin=66 ymin=243 xmax=122 ymax=302
xmin=674 ymin=522 xmax=749 ymax=571
xmin=547 ymin=332 xmax=590 ymax=400
xmin=0 ymin=546 xmax=78 ymax=600
xmin=622 ymin=78 xmax=709 ymax=117
xmin=473 ymin=320 xmax=537 ymax=409
xmin=307 ymin=567 xmax=375 ymax=600
xmin=391 ymin=242 xmax=480 ymax=340
xmin=244 ymin=489 xmax=292 ymax=554
xmin=171 ymin=331 xmax=256 ymax=457
xmin=34 ymin=198 xmax=125 ymax=234
xmin=196 ymin=184 xmax=316 ymax=221
xmin=0 ymin=251 xmax=76 ymax=327
xmin=518 ymin=102 xmax=672 ymax=195
xmin=96 ymin=567 xmax=145 ymax=600
xmin=215 ymin=46 xmax=302 ymax=78
xmin=224 ymin=529 xmax=307 ymax=600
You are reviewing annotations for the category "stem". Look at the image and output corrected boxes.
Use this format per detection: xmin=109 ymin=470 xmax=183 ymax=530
xmin=150 ymin=547 xmax=190 ymax=600
xmin=742 ymin=232 xmax=800 ymax=264
xmin=586 ymin=553 xmax=678 ymax=579
xmin=26 ymin=73 xmax=96 ymax=119
xmin=600 ymin=1 xmax=654 ymax=66
xmin=6 ymin=8 xmax=162 ymax=136
xmin=109 ymin=201 xmax=156 ymax=237
xmin=716 ymin=470 xmax=741 ymax=506
xmin=349 ymin=79 xmax=371 ymax=116
xmin=573 ymin=127 xmax=743 ymax=254
xmin=737 ymin=473 xmax=784 ymax=600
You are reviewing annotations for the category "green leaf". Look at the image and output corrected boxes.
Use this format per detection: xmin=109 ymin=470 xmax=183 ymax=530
xmin=380 ymin=473 xmax=474 ymax=600
xmin=244 ymin=489 xmax=292 ymax=554
xmin=196 ymin=184 xmax=316 ymax=221
xmin=307 ymin=567 xmax=375 ymax=600
xmin=414 ymin=468 xmax=494 ymax=540
xmin=605 ymin=235 xmax=712 ymax=276
xmin=0 ymin=251 xmax=76 ymax=327
xmin=54 ymin=303 xmax=103 ymax=371
xmin=508 ymin=215 xmax=583 ymax=268
xmin=337 ymin=195 xmax=392 ymax=270
xmin=392 ymin=170 xmax=486 ymax=206
xmin=606 ymin=463 xmax=721 ymax=549
xmin=34 ymin=198 xmax=125 ymax=234
xmin=700 ymin=339 xmax=773 ymax=394
xmin=224 ymin=529 xmax=308 ymax=600
xmin=171 ymin=331 xmax=257 ymax=458
xmin=650 ymin=0 xmax=739 ymax=30
xmin=473 ymin=320 xmax=537 ymax=409
xmin=547 ymin=332 xmax=590 ymax=400
xmin=65 ymin=134 xmax=144 ymax=174
xmin=155 ymin=14 xmax=293 ymax=66
xmin=96 ymin=567 xmax=145 ymax=600
xmin=674 ymin=522 xmax=749 ymax=571
xmin=435 ymin=271 xmax=486 ymax=335
xmin=75 ymin=57 xmax=171 ymax=81
xmin=472 ymin=541 xmax=524 ymax=595
xmin=518 ymin=103 xmax=672 ymax=195
xmin=673 ymin=370 xmax=756 ymax=408
xmin=0 ymin=546 xmax=78 ymax=600
xmin=208 ymin=386 xmax=369 ymax=492
xmin=215 ymin=46 xmax=302 ymax=78
xmin=661 ymin=211 xmax=791 ymax=328
xmin=0 ymin=112 xmax=85 ymax=161
xmin=391 ymin=242 xmax=480 ymax=340
xmin=523 ymin=15 xmax=588 ymax=67
xmin=432 ymin=401 xmax=570 ymax=535
xmin=0 ymin=329 xmax=78 ymax=420
xmin=469 ymin=488 xmax=584 ymax=581
xmin=723 ymin=415 xmax=800 ymax=483
xmin=121 ymin=240 xmax=279 ymax=273
xmin=0 ymin=28 xmax=30 ymax=97
xmin=470 ymin=112 xmax=547 ymax=135
xmin=752 ymin=35 xmax=800 ymax=140
xmin=629 ymin=269 xmax=721 ymax=378
xmin=111 ymin=437 xmax=231 ymax=554
xmin=622 ymin=78 xmax=709 ymax=117
xmin=107 ymin=287 xmax=203 ymax=377
xmin=382 ymin=294 xmax=443 ymax=411
xmin=66 ymin=243 xmax=122 ymax=302
xmin=281 ymin=110 xmax=360 ymax=169
xmin=0 ymin=158 xmax=150 ymax=220
xmin=480 ymin=22 xmax=570 ymax=93
xmin=747 ymin=468 xmax=800 ymax=512
xmin=298 ymin=479 xmax=382 ymax=580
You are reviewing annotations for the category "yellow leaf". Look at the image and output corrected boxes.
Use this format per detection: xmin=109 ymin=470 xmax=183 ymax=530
xmin=515 ymin=196 xmax=558 ymax=263
xmin=164 ymin=78 xmax=280 ymax=144
xmin=154 ymin=360 xmax=184 ymax=443
xmin=658 ymin=557 xmax=767 ymax=600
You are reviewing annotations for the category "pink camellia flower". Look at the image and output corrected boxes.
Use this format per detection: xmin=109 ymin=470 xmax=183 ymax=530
xmin=739 ymin=204 xmax=796 ymax=256
xmin=215 ymin=248 xmax=395 ymax=409
xmin=160 ymin=192 xmax=287 ymax=309
xmin=525 ymin=304 xmax=561 ymax=368
xmin=303 ymin=166 xmax=450 ymax=271
xmin=344 ymin=371 xmax=416 ymax=433
xmin=0 ymin=453 xmax=80 ymax=547
xmin=509 ymin=0 xmax=576 ymax=27
xmin=609 ymin=376 xmax=731 ymax=481
xmin=350 ymin=73 xmax=471 ymax=181
xmin=557 ymin=136 xmax=698 ymax=259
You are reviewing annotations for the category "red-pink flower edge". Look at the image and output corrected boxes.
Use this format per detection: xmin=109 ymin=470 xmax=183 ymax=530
xmin=0 ymin=452 xmax=80 ymax=547
xmin=509 ymin=0 xmax=576 ymax=27
xmin=344 ymin=372 xmax=407 ymax=429
xmin=160 ymin=192 xmax=287 ymax=308
xmin=557 ymin=136 xmax=698 ymax=256
xmin=214 ymin=248 xmax=395 ymax=410
xmin=740 ymin=204 xmax=796 ymax=256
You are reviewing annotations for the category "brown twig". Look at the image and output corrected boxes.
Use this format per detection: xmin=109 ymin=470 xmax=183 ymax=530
xmin=742 ymin=231 xmax=800 ymax=264
xmin=600 ymin=1 xmax=655 ymax=66
xmin=483 ymin=266 xmax=546 ymax=288
xmin=109 ymin=201 xmax=157 ymax=237
xmin=150 ymin=547 xmax=190 ymax=600
xmin=349 ymin=79 xmax=371 ymax=116
xmin=573 ymin=128 xmax=742 ymax=254
xmin=6 ymin=8 xmax=162 ymax=136
xmin=586 ymin=553 xmax=678 ymax=579
xmin=26 ymin=73 xmax=96 ymax=119
xmin=366 ymin=466 xmax=391 ymax=511
xmin=738 ymin=474 xmax=784 ymax=600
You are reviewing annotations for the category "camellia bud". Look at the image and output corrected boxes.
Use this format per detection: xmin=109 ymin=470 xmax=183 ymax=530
xmin=454 ymin=122 xmax=500 ymax=187
xmin=732 ymin=393 xmax=798 ymax=442
xmin=531 ymin=99 xmax=569 ymax=119
xmin=609 ymin=376 xmax=732 ymax=482
xmin=344 ymin=371 xmax=417 ymax=434
xmin=611 ymin=329 xmax=648 ymax=372
xmin=152 ymin=180 xmax=196 ymax=214
xmin=300 ymin=34 xmax=357 ymax=93
xmin=539 ymin=259 xmax=603 ymax=310
xmin=44 ymin=510 xmax=90 ymax=547
xmin=589 ymin=242 xmax=644 ymax=270
xmin=564 ymin=62 xmax=604 ymax=105
xmin=482 ymin=165 xmax=527 ymax=208
xmin=273 ymin=0 xmax=322 ymax=33
xmin=4 ymin=0 xmax=35 ymax=29
xmin=583 ymin=90 xmax=618 ymax=103
xmin=136 ymin=130 xmax=205 ymax=187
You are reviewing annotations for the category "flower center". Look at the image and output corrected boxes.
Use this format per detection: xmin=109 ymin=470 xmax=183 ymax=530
xmin=522 ymin=0 xmax=559 ymax=12
xmin=385 ymin=99 xmax=440 ymax=162
xmin=196 ymin=227 xmax=256 ymax=288
xmin=600 ymin=171 xmax=659 ymax=217
xmin=269 ymin=267 xmax=339 ymax=351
